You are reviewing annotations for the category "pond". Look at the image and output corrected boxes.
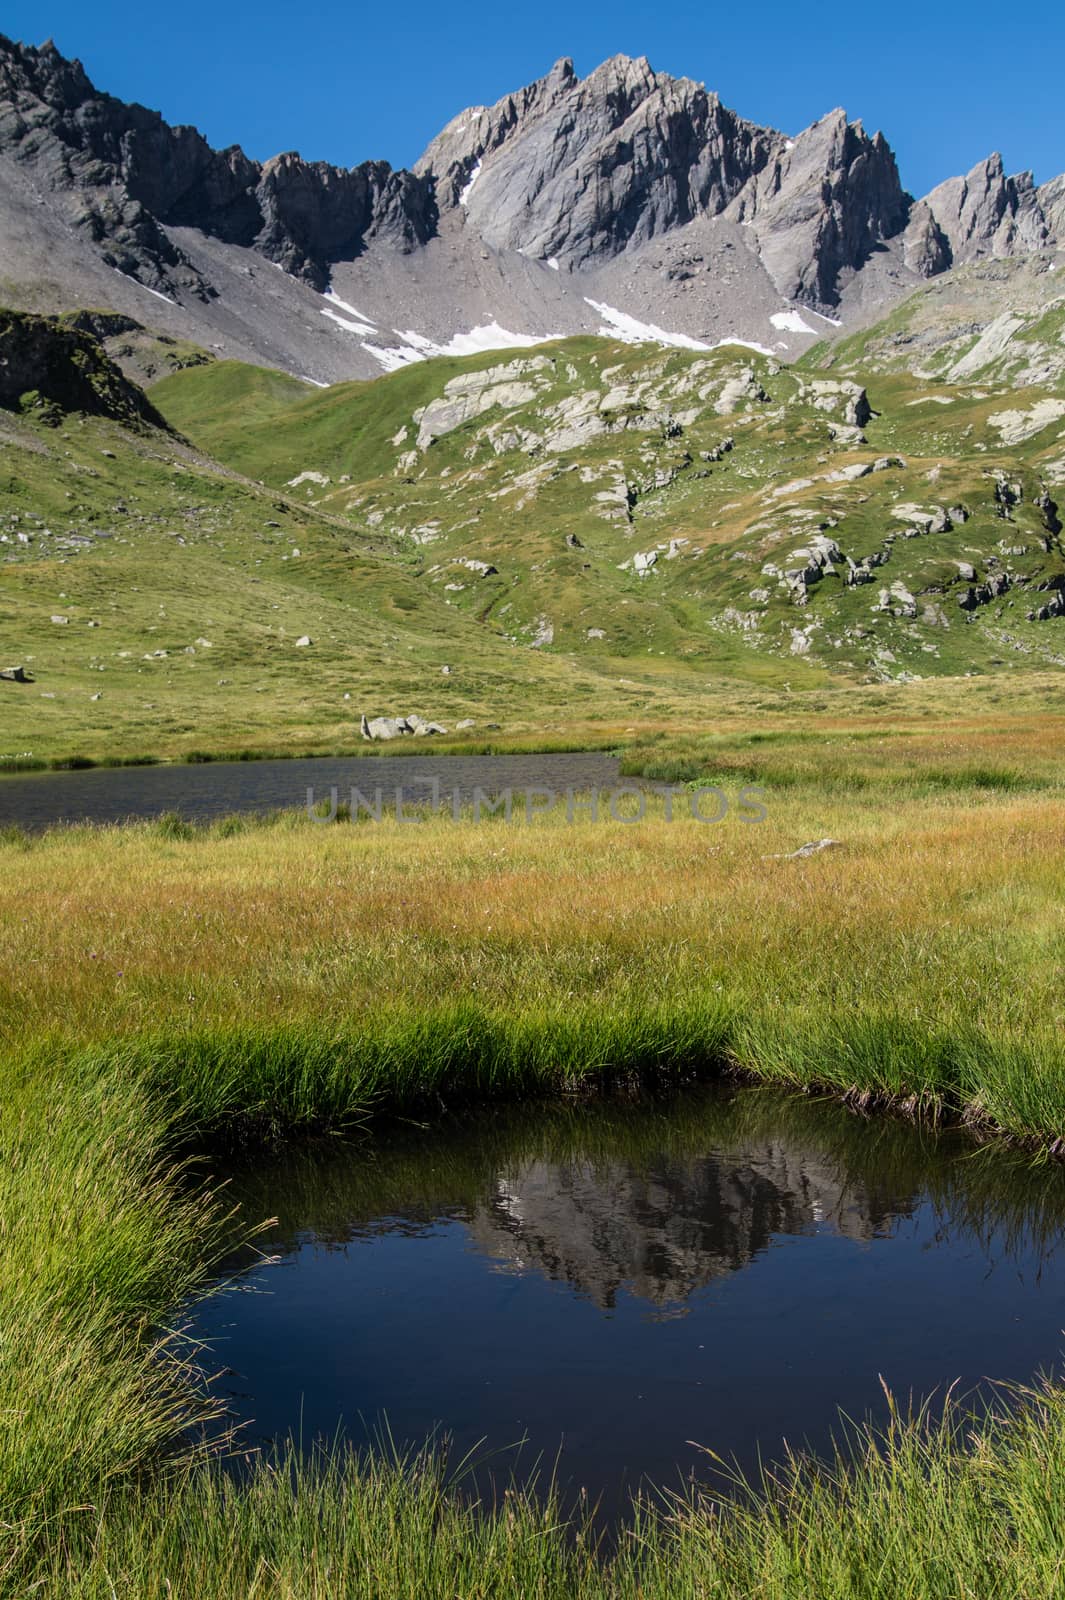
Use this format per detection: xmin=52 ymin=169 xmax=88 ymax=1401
xmin=0 ymin=751 xmax=621 ymax=829
xmin=191 ymin=1084 xmax=1065 ymax=1521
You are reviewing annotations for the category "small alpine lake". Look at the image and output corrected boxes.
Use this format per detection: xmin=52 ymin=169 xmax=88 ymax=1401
xmin=0 ymin=750 xmax=622 ymax=828
xmin=191 ymin=1083 xmax=1065 ymax=1522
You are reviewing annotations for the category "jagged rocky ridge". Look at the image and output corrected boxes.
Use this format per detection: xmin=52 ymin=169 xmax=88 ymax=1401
xmin=419 ymin=55 xmax=912 ymax=304
xmin=0 ymin=35 xmax=435 ymax=295
xmin=0 ymin=34 xmax=1062 ymax=381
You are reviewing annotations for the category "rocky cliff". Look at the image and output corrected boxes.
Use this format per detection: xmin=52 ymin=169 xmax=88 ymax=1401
xmin=0 ymin=33 xmax=1061 ymax=383
xmin=0 ymin=35 xmax=435 ymax=295
xmin=416 ymin=56 xmax=915 ymax=307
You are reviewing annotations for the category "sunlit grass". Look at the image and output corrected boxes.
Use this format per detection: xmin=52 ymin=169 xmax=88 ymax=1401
xmin=2 ymin=777 xmax=1063 ymax=1143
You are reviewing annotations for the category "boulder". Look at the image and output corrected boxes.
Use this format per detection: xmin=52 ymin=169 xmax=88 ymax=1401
xmin=361 ymin=715 xmax=405 ymax=740
xmin=456 ymin=558 xmax=499 ymax=576
xmin=361 ymin=712 xmax=448 ymax=740
xmin=874 ymin=582 xmax=918 ymax=618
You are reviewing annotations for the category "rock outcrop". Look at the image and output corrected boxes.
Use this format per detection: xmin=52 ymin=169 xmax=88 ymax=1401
xmin=0 ymin=307 xmax=171 ymax=427
xmin=722 ymin=108 xmax=910 ymax=304
xmin=921 ymin=155 xmax=1051 ymax=267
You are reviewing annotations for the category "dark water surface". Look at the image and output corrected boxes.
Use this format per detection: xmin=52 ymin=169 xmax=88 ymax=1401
xmin=0 ymin=751 xmax=620 ymax=829
xmin=192 ymin=1085 xmax=1065 ymax=1519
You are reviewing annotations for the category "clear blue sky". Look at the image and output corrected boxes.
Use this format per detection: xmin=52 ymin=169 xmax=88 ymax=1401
xmin=5 ymin=0 xmax=1063 ymax=197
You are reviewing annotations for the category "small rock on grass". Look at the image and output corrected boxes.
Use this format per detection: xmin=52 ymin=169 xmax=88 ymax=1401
xmin=765 ymin=838 xmax=842 ymax=860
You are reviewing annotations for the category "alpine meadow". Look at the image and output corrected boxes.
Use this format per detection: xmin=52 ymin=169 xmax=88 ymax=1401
xmin=2 ymin=26 xmax=1065 ymax=1599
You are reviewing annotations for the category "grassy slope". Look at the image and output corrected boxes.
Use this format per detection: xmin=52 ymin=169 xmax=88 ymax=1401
xmin=0 ymin=392 xmax=675 ymax=766
xmin=4 ymin=293 xmax=1065 ymax=765
xmin=151 ymin=329 xmax=1065 ymax=690
xmin=804 ymin=255 xmax=1065 ymax=386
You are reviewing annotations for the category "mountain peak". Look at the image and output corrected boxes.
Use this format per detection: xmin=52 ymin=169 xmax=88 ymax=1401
xmin=0 ymin=32 xmax=1061 ymax=386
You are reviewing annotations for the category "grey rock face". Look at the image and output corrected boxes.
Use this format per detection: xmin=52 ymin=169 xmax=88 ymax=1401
xmin=253 ymin=154 xmax=434 ymax=289
xmin=0 ymin=33 xmax=1061 ymax=379
xmin=725 ymin=109 xmax=910 ymax=304
xmin=418 ymin=55 xmax=780 ymax=266
xmin=921 ymin=155 xmax=1050 ymax=266
xmin=419 ymin=60 xmax=913 ymax=308
xmin=0 ymin=34 xmax=434 ymax=296
xmin=1038 ymin=175 xmax=1065 ymax=240
xmin=902 ymin=200 xmax=952 ymax=277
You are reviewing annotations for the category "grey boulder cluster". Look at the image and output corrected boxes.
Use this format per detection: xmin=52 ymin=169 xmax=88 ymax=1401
xmin=361 ymin=713 xmax=448 ymax=741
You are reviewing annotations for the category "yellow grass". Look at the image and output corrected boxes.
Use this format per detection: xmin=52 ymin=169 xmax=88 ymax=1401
xmin=3 ymin=783 xmax=1063 ymax=1116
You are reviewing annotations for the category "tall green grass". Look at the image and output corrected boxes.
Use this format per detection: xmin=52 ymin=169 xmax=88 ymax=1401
xmin=33 ymin=997 xmax=1064 ymax=1154
xmin=16 ymin=1383 xmax=1065 ymax=1598
xmin=0 ymin=1060 xmax=235 ymax=1545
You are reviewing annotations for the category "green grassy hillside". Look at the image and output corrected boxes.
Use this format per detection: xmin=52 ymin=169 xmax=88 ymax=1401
xmin=152 ymin=329 xmax=1065 ymax=683
xmin=4 ymin=290 xmax=1065 ymax=766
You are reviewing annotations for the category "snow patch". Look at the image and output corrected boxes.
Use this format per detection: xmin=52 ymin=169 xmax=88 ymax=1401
xmin=322 ymin=308 xmax=377 ymax=336
xmin=459 ymin=160 xmax=483 ymax=208
xmin=784 ymin=139 xmax=795 ymax=151
xmin=806 ymin=308 xmax=843 ymax=328
xmin=547 ymin=257 xmax=560 ymax=271
xmin=299 ymin=375 xmax=329 ymax=388
xmin=393 ymin=329 xmax=439 ymax=351
xmin=323 ymin=288 xmax=376 ymax=327
xmin=584 ymin=299 xmax=711 ymax=351
xmin=113 ymin=269 xmax=177 ymax=307
xmin=363 ymin=323 xmax=562 ymax=370
xmin=363 ymin=344 xmax=426 ymax=373
xmin=438 ymin=322 xmax=560 ymax=357
xmin=770 ymin=309 xmax=819 ymax=335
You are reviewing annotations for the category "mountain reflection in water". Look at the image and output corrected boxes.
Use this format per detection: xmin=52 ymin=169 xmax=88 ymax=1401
xmin=195 ymin=1084 xmax=1065 ymax=1517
